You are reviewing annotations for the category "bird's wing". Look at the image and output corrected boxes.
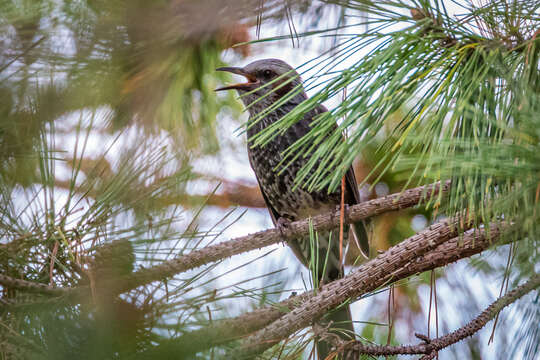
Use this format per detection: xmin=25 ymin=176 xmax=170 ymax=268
xmin=312 ymin=104 xmax=364 ymax=210
xmin=314 ymin=104 xmax=371 ymax=258
xmin=253 ymin=166 xmax=313 ymax=266
xmin=256 ymin=103 xmax=328 ymax=227
xmin=344 ymin=165 xmax=361 ymax=205
xmin=344 ymin=165 xmax=370 ymax=258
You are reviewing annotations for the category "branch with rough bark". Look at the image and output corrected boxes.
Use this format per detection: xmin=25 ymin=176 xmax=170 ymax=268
xmin=157 ymin=222 xmax=509 ymax=357
xmin=1 ymin=181 xmax=448 ymax=301
xmin=1 ymin=180 xmax=524 ymax=359
xmin=0 ymin=275 xmax=67 ymax=297
xmin=335 ymin=272 xmax=539 ymax=359
xmin=106 ymin=181 xmax=448 ymax=295
xmin=231 ymin=219 xmax=510 ymax=357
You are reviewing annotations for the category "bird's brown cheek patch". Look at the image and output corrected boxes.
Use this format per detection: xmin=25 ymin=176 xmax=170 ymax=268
xmin=272 ymin=78 xmax=295 ymax=98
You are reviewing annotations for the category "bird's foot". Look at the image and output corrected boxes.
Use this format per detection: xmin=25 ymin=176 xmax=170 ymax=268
xmin=335 ymin=204 xmax=350 ymax=221
xmin=313 ymin=321 xmax=343 ymax=348
xmin=276 ymin=217 xmax=292 ymax=238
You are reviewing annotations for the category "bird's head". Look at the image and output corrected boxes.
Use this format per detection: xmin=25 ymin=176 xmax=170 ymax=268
xmin=215 ymin=59 xmax=305 ymax=114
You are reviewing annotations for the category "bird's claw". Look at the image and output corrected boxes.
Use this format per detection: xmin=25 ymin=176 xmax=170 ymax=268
xmin=335 ymin=203 xmax=350 ymax=221
xmin=277 ymin=217 xmax=292 ymax=238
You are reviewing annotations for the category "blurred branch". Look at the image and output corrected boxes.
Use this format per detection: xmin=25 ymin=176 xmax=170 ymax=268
xmin=153 ymin=221 xmax=511 ymax=356
xmin=54 ymin=179 xmax=266 ymax=209
xmin=57 ymin=157 xmax=266 ymax=208
xmin=337 ymin=272 xmax=540 ymax=359
xmin=0 ymin=275 xmax=67 ymax=296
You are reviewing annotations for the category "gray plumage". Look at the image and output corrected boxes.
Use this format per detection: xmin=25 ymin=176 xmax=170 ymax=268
xmin=216 ymin=58 xmax=369 ymax=359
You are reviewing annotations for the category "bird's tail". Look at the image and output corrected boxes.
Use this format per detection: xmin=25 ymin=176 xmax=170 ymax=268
xmin=350 ymin=220 xmax=370 ymax=259
xmin=314 ymin=245 xmax=355 ymax=360
xmin=292 ymin=230 xmax=359 ymax=359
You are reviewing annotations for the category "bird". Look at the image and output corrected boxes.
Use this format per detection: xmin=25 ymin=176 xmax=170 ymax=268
xmin=216 ymin=58 xmax=369 ymax=359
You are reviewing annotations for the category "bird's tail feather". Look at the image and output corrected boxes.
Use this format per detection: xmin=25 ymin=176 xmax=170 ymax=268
xmin=315 ymin=252 xmax=355 ymax=360
xmin=350 ymin=220 xmax=370 ymax=259
xmin=292 ymin=230 xmax=360 ymax=359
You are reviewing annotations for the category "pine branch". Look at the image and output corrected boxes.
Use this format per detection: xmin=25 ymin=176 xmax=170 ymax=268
xmin=337 ymin=272 xmax=540 ymax=359
xmin=1 ymin=182 xmax=447 ymax=301
xmin=232 ymin=218 xmax=503 ymax=357
xmin=0 ymin=275 xmax=68 ymax=297
xmin=155 ymin=222 xmax=508 ymax=356
xmin=23 ymin=181 xmax=440 ymax=302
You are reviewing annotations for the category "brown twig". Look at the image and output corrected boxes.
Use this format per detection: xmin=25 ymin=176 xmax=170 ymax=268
xmin=339 ymin=175 xmax=345 ymax=268
xmin=434 ymin=269 xmax=439 ymax=359
xmin=337 ymin=272 xmax=539 ymax=359
xmin=428 ymin=270 xmax=433 ymax=339
xmin=386 ymin=284 xmax=395 ymax=359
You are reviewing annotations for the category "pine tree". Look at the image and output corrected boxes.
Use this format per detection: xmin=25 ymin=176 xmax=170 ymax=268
xmin=1 ymin=1 xmax=538 ymax=359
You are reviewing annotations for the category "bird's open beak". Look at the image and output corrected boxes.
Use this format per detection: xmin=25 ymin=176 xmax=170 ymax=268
xmin=215 ymin=67 xmax=259 ymax=91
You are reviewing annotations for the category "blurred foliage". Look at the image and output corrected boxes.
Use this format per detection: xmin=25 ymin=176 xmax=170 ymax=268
xmin=0 ymin=0 xmax=253 ymax=186
xmin=0 ymin=1 xmax=322 ymax=359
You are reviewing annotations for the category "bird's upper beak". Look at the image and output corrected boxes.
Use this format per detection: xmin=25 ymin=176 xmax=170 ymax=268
xmin=215 ymin=67 xmax=259 ymax=91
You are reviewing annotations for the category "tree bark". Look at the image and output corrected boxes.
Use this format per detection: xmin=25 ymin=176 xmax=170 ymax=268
xmin=233 ymin=220 xmax=504 ymax=357
xmin=162 ymin=223 xmax=509 ymax=356
xmin=338 ymin=272 xmax=539 ymax=359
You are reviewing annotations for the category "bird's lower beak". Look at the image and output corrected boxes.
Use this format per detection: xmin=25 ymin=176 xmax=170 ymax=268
xmin=215 ymin=67 xmax=259 ymax=91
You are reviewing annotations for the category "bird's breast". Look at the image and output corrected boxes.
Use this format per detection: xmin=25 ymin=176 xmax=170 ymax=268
xmin=248 ymin=136 xmax=340 ymax=220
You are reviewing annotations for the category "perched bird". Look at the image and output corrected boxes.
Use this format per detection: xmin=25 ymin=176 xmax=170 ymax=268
xmin=216 ymin=59 xmax=369 ymax=358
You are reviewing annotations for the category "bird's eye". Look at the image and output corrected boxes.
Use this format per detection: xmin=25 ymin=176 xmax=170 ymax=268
xmin=263 ymin=69 xmax=273 ymax=78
